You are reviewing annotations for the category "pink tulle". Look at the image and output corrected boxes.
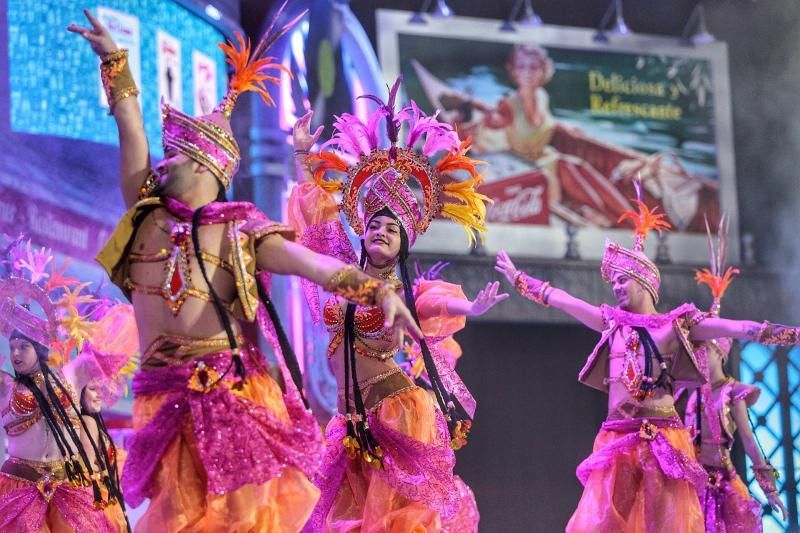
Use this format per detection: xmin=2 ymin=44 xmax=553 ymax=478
xmin=121 ymin=345 xmax=323 ymax=507
xmin=306 ymin=408 xmax=462 ymax=531
xmin=576 ymin=418 xmax=707 ymax=494
xmin=0 ymin=475 xmax=115 ymax=533
xmin=702 ymin=468 xmax=762 ymax=532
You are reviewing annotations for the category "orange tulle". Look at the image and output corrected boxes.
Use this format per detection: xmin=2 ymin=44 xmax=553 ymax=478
xmin=287 ymin=182 xmax=341 ymax=235
xmin=323 ymin=387 xmax=448 ymax=532
xmin=567 ymin=426 xmax=704 ymax=533
xmin=130 ymin=372 xmax=319 ymax=533
xmin=414 ymin=280 xmax=467 ymax=340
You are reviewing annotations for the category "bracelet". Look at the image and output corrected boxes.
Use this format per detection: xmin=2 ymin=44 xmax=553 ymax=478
xmin=324 ymin=265 xmax=393 ymax=307
xmin=513 ymin=270 xmax=552 ymax=307
xmin=293 ymin=149 xmax=310 ymax=157
xmin=100 ymin=49 xmax=139 ymax=114
xmin=752 ymin=463 xmax=780 ymax=495
xmin=756 ymin=321 xmax=800 ymax=345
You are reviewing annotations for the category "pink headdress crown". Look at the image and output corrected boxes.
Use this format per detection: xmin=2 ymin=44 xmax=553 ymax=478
xmin=161 ymin=2 xmax=303 ymax=190
xmin=600 ymin=182 xmax=671 ymax=303
xmin=306 ymin=77 xmax=490 ymax=246
xmin=0 ymin=236 xmax=132 ymax=368
xmin=73 ymin=303 xmax=140 ymax=407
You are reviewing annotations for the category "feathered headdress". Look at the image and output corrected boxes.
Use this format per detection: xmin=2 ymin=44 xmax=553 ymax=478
xmin=695 ymin=214 xmax=738 ymax=317
xmin=0 ymin=237 xmax=139 ymax=380
xmin=600 ymin=180 xmax=672 ymax=303
xmin=305 ymin=77 xmax=490 ymax=246
xmin=161 ymin=1 xmax=304 ymax=190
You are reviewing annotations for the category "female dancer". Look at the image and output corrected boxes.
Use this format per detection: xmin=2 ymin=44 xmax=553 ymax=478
xmin=682 ymin=218 xmax=787 ymax=531
xmin=0 ymin=239 xmax=123 ymax=531
xmin=291 ymin=80 xmax=503 ymax=531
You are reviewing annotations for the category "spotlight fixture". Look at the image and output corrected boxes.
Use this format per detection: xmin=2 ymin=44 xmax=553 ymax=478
xmin=408 ymin=0 xmax=455 ymax=24
xmin=499 ymin=0 xmax=542 ymax=32
xmin=593 ymin=0 xmax=630 ymax=43
xmin=680 ymin=4 xmax=715 ymax=46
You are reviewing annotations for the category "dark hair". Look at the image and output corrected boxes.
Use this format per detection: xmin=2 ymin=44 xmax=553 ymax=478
xmin=80 ymin=388 xmax=131 ymax=531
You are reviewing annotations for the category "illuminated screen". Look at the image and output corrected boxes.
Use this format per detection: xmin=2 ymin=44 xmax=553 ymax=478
xmin=8 ymin=0 xmax=227 ymax=152
xmin=0 ymin=1 xmax=229 ymax=270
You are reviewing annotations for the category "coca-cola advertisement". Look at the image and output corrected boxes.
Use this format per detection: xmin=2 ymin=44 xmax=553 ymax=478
xmin=482 ymin=172 xmax=549 ymax=225
xmin=378 ymin=10 xmax=738 ymax=262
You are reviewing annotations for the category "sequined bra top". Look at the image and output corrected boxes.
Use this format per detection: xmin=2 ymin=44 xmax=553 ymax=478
xmin=2 ymin=374 xmax=78 ymax=437
xmin=323 ymin=296 xmax=397 ymax=361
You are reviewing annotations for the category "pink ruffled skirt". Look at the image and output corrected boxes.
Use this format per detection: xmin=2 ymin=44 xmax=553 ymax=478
xmin=567 ymin=417 xmax=706 ymax=533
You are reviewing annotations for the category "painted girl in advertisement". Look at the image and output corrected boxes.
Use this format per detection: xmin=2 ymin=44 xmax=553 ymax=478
xmin=413 ymin=44 xmax=720 ymax=231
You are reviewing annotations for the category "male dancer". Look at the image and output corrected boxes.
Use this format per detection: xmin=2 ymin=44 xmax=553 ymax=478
xmin=69 ymin=9 xmax=421 ymax=531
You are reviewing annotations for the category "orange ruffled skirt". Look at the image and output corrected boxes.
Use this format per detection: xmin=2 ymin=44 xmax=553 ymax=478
xmin=316 ymin=387 xmax=478 ymax=532
xmin=567 ymin=423 xmax=704 ymax=533
xmin=130 ymin=370 xmax=320 ymax=532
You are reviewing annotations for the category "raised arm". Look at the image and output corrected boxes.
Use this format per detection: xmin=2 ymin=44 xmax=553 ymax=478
xmin=495 ymin=250 xmax=605 ymax=331
xmin=731 ymin=400 xmax=787 ymax=519
xmin=292 ymin=110 xmax=324 ymax=184
xmin=69 ymin=9 xmax=150 ymax=208
xmin=255 ymin=234 xmax=422 ymax=340
xmin=689 ymin=316 xmax=800 ymax=345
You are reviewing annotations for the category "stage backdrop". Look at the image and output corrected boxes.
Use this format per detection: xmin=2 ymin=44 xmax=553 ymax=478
xmin=377 ymin=9 xmax=738 ymax=264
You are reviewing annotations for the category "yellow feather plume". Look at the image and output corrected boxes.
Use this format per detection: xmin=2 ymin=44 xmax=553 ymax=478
xmin=437 ymin=138 xmax=491 ymax=246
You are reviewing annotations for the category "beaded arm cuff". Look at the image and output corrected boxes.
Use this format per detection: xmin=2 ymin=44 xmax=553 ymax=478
xmin=752 ymin=463 xmax=779 ymax=495
xmin=100 ymin=49 xmax=139 ymax=114
xmin=513 ymin=271 xmax=552 ymax=307
xmin=324 ymin=265 xmax=394 ymax=307
xmin=756 ymin=321 xmax=800 ymax=345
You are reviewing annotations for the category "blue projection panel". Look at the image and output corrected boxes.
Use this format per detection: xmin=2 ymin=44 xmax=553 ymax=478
xmin=8 ymin=0 xmax=228 ymax=155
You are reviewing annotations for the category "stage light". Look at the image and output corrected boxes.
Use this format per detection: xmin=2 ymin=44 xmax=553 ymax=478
xmin=204 ymin=4 xmax=221 ymax=21
xmin=499 ymin=0 xmax=542 ymax=32
xmin=593 ymin=0 xmax=630 ymax=43
xmin=680 ymin=4 xmax=716 ymax=46
xmin=408 ymin=0 xmax=454 ymax=24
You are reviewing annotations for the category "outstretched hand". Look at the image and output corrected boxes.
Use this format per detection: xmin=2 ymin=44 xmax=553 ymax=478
xmin=469 ymin=281 xmax=508 ymax=316
xmin=381 ymin=291 xmax=423 ymax=346
xmin=293 ymin=110 xmax=324 ymax=152
xmin=67 ymin=9 xmax=117 ymax=56
xmin=494 ymin=249 xmax=518 ymax=285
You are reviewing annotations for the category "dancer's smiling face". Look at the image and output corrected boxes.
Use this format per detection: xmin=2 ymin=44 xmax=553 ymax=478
xmin=81 ymin=381 xmax=103 ymax=414
xmin=610 ymin=272 xmax=652 ymax=311
xmin=364 ymin=215 xmax=402 ymax=265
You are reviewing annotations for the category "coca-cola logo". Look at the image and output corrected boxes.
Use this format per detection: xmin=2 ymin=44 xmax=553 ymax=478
xmin=487 ymin=185 xmax=545 ymax=223
xmin=480 ymin=170 xmax=550 ymax=225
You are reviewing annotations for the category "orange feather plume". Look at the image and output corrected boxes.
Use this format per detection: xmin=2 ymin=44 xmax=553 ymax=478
xmin=617 ymin=199 xmax=672 ymax=238
xmin=695 ymin=266 xmax=740 ymax=299
xmin=219 ymin=32 xmax=290 ymax=108
xmin=436 ymin=138 xmax=485 ymax=178
xmin=306 ymin=152 xmax=347 ymax=193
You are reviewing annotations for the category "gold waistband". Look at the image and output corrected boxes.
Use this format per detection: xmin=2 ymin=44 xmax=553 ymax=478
xmin=2 ymin=457 xmax=67 ymax=482
xmin=143 ymin=334 xmax=246 ymax=368
xmin=338 ymin=367 xmax=415 ymax=412
xmin=607 ymin=405 xmax=679 ymax=421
